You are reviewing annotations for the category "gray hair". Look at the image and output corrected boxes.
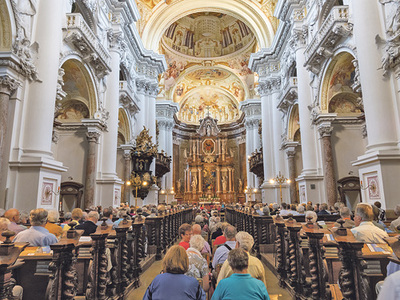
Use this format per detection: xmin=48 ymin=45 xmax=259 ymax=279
xmin=228 ymin=248 xmax=249 ymax=271
xmin=189 ymin=234 xmax=205 ymax=251
xmin=297 ymin=205 xmax=305 ymax=213
xmin=64 ymin=212 xmax=72 ymax=220
xmin=262 ymin=206 xmax=270 ymax=216
xmin=224 ymin=225 xmax=237 ymax=239
xmin=195 ymin=215 xmax=204 ymax=224
xmin=235 ymin=231 xmax=254 ymax=251
xmin=355 ymin=203 xmax=373 ymax=221
xmin=272 ymin=203 xmax=279 ymax=210
xmin=88 ymin=211 xmax=100 ymax=222
xmin=30 ymin=208 xmax=48 ymax=226
xmin=305 ymin=211 xmax=318 ymax=223
xmin=0 ymin=209 xmax=5 ymax=217
xmin=340 ymin=207 xmax=352 ymax=218
xmin=395 ymin=205 xmax=400 ymax=216
xmin=0 ymin=217 xmax=10 ymax=231
xmin=47 ymin=210 xmax=60 ymax=223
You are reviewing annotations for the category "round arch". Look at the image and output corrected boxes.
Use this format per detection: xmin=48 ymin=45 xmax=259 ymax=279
xmin=319 ymin=51 xmax=359 ymax=113
xmin=59 ymin=58 xmax=98 ymax=117
xmin=142 ymin=0 xmax=275 ymax=51
xmin=287 ymin=104 xmax=300 ymax=141
xmin=118 ymin=108 xmax=132 ymax=145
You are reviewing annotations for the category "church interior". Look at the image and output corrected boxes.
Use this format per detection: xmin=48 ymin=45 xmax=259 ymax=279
xmin=0 ymin=0 xmax=400 ymax=299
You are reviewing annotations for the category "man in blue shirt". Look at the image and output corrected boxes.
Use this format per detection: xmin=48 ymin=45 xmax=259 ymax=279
xmin=212 ymin=248 xmax=270 ymax=300
xmin=13 ymin=208 xmax=58 ymax=246
xmin=212 ymin=225 xmax=236 ymax=269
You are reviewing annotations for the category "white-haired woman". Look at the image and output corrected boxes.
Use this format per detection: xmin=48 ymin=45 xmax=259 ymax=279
xmin=45 ymin=210 xmax=63 ymax=239
xmin=186 ymin=235 xmax=210 ymax=292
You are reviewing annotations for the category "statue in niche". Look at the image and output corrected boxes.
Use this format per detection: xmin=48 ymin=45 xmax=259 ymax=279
xmin=183 ymin=148 xmax=188 ymax=159
xmin=191 ymin=176 xmax=197 ymax=191
xmin=238 ymin=179 xmax=243 ymax=193
xmin=192 ymin=143 xmax=196 ymax=155
xmin=221 ymin=141 xmax=226 ymax=155
xmin=176 ymin=179 xmax=182 ymax=193
xmin=222 ymin=176 xmax=228 ymax=191
xmin=229 ymin=149 xmax=234 ymax=158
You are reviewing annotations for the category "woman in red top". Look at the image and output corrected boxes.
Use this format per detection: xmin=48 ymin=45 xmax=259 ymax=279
xmin=178 ymin=223 xmax=193 ymax=250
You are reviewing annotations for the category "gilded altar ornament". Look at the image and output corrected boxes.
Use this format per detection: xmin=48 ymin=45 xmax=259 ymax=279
xmin=135 ymin=126 xmax=158 ymax=156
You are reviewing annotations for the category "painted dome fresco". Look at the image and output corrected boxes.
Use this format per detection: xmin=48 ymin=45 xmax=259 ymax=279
xmin=161 ymin=12 xmax=256 ymax=59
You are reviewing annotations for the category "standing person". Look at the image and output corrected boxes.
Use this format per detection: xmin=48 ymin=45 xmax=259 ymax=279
xmin=212 ymin=249 xmax=270 ymax=300
xmin=143 ymin=245 xmax=206 ymax=300
xmin=212 ymin=225 xmax=237 ymax=269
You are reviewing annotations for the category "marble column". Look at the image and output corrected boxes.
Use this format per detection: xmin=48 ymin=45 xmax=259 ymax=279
xmin=318 ymin=123 xmax=336 ymax=207
xmin=198 ymin=167 xmax=202 ymax=193
xmin=245 ymin=120 xmax=254 ymax=188
xmin=84 ymin=130 xmax=100 ymax=209
xmin=101 ymin=32 xmax=122 ymax=180
xmin=21 ymin=0 xmax=64 ymax=159
xmin=286 ymin=148 xmax=298 ymax=204
xmin=0 ymin=76 xmax=18 ymax=178
xmin=352 ymin=0 xmax=398 ymax=152
xmin=293 ymin=37 xmax=318 ymax=175
xmin=216 ymin=167 xmax=221 ymax=193
xmin=135 ymin=82 xmax=146 ymax=136
xmin=121 ymin=145 xmax=133 ymax=205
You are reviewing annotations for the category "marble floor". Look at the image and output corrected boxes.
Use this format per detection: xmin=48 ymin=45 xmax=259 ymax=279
xmin=126 ymin=259 xmax=291 ymax=300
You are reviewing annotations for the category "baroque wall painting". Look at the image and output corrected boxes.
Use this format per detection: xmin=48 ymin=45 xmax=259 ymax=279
xmin=57 ymin=100 xmax=89 ymax=122
xmin=366 ymin=175 xmax=380 ymax=200
xmin=320 ymin=52 xmax=359 ymax=112
xmin=328 ymin=95 xmax=362 ymax=114
xmin=41 ymin=180 xmax=55 ymax=206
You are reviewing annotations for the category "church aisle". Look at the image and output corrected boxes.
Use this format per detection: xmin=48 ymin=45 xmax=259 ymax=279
xmin=126 ymin=260 xmax=291 ymax=299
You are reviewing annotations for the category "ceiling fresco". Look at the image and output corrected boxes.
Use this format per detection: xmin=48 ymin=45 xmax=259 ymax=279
xmin=137 ymin=0 xmax=279 ymax=126
xmin=178 ymin=87 xmax=240 ymax=125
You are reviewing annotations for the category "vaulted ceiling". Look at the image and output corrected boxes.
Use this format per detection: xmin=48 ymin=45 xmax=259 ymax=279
xmin=137 ymin=0 xmax=279 ymax=125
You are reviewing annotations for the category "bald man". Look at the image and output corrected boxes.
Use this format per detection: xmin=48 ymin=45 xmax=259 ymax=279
xmin=193 ymin=224 xmax=211 ymax=254
xmin=4 ymin=208 xmax=26 ymax=234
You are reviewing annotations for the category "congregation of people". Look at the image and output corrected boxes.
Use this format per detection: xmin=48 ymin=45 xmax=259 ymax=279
xmin=0 ymin=199 xmax=399 ymax=300
xmin=143 ymin=200 xmax=400 ymax=300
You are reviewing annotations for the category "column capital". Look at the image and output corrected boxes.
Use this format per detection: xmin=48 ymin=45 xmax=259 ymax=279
xmin=0 ymin=75 xmax=19 ymax=96
xmin=290 ymin=27 xmax=307 ymax=51
xmin=317 ymin=123 xmax=334 ymax=138
xmin=86 ymin=131 xmax=101 ymax=143
xmin=108 ymin=30 xmax=124 ymax=53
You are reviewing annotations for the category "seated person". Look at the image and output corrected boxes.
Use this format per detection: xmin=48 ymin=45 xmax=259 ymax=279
xmin=186 ymin=235 xmax=210 ymax=292
xmin=212 ymin=248 xmax=270 ymax=300
xmin=296 ymin=205 xmax=305 ymax=216
xmin=351 ymin=203 xmax=388 ymax=244
xmin=4 ymin=208 xmax=26 ymax=234
xmin=143 ymin=245 xmax=205 ymax=300
xmin=63 ymin=208 xmax=83 ymax=231
xmin=217 ymin=231 xmax=266 ymax=287
xmin=212 ymin=225 xmax=237 ymax=269
xmin=61 ymin=212 xmax=72 ymax=228
xmin=76 ymin=211 xmax=99 ymax=236
xmin=97 ymin=207 xmax=113 ymax=226
xmin=374 ymin=201 xmax=386 ymax=221
xmin=288 ymin=204 xmax=299 ymax=216
xmin=333 ymin=207 xmax=355 ymax=229
xmin=192 ymin=224 xmax=211 ymax=254
xmin=317 ymin=203 xmax=330 ymax=215
xmin=213 ymin=223 xmax=230 ymax=246
xmin=13 ymin=208 xmax=58 ymax=246
xmin=45 ymin=210 xmax=63 ymax=239
xmin=178 ymin=223 xmax=192 ymax=250
xmin=262 ymin=206 xmax=270 ymax=216
xmin=279 ymin=203 xmax=290 ymax=216
xmin=390 ymin=205 xmax=400 ymax=232
xmin=372 ymin=205 xmax=386 ymax=230
xmin=377 ymin=270 xmax=400 ymax=300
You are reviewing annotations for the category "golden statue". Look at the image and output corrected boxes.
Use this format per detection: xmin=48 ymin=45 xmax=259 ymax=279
xmin=135 ymin=126 xmax=158 ymax=155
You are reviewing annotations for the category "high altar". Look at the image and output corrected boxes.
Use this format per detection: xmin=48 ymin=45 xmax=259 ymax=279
xmin=180 ymin=115 xmax=238 ymax=203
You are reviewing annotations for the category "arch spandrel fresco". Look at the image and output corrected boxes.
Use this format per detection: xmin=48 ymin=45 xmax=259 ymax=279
xmin=178 ymin=88 xmax=240 ymax=125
